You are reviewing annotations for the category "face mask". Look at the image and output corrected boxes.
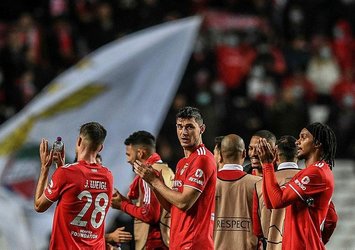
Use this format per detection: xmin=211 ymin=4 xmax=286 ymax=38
xmin=319 ymin=46 xmax=331 ymax=59
xmin=342 ymin=94 xmax=354 ymax=108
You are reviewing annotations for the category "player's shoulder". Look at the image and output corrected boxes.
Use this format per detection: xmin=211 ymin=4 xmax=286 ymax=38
xmin=246 ymin=174 xmax=262 ymax=182
xmin=303 ymin=161 xmax=331 ymax=174
xmin=57 ymin=162 xmax=78 ymax=170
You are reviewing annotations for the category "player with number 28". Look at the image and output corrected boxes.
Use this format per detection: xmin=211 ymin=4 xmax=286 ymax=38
xmin=34 ymin=122 xmax=113 ymax=249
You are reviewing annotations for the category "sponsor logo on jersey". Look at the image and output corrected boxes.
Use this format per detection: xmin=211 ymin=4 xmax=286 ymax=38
xmin=301 ymin=176 xmax=310 ymax=185
xmin=188 ymin=176 xmax=204 ymax=185
xmin=71 ymin=229 xmax=98 ymax=239
xmin=295 ymin=179 xmax=307 ymax=190
xmin=172 ymin=180 xmax=183 ymax=190
xmin=187 ymin=169 xmax=204 ymax=186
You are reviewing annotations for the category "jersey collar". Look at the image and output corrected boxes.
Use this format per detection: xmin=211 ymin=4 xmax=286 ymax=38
xmin=277 ymin=162 xmax=299 ymax=170
xmin=219 ymin=163 xmax=243 ymax=172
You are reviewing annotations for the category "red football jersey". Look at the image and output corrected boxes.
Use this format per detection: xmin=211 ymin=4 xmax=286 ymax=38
xmin=169 ymin=144 xmax=216 ymax=250
xmin=44 ymin=161 xmax=113 ymax=250
xmin=263 ymin=160 xmax=334 ymax=250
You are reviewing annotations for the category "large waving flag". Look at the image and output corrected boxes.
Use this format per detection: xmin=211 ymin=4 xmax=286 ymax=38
xmin=0 ymin=16 xmax=201 ymax=249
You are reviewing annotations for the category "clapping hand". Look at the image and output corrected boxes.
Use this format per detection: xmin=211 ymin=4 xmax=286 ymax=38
xmin=111 ymin=188 xmax=129 ymax=210
xmin=133 ymin=160 xmax=160 ymax=185
xmin=256 ymin=138 xmax=276 ymax=165
xmin=39 ymin=139 xmax=53 ymax=170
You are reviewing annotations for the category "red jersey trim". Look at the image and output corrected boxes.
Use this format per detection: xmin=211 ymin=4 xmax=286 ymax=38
xmin=44 ymin=193 xmax=55 ymax=203
xmin=184 ymin=184 xmax=202 ymax=193
xmin=217 ymin=170 xmax=246 ymax=181
xmin=288 ymin=183 xmax=305 ymax=201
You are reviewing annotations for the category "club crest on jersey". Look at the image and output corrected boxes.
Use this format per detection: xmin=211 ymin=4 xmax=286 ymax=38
xmin=180 ymin=163 xmax=189 ymax=175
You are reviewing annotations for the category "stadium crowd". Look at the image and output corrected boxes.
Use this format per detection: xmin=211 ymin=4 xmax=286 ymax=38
xmin=0 ymin=0 xmax=355 ymax=166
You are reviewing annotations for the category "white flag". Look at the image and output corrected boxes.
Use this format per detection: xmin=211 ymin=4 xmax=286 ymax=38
xmin=0 ymin=16 xmax=201 ymax=249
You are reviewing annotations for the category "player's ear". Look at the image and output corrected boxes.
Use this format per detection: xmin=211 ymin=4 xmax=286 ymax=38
xmin=314 ymin=140 xmax=322 ymax=149
xmin=241 ymin=149 xmax=246 ymax=159
xmin=200 ymin=124 xmax=206 ymax=134
xmin=98 ymin=144 xmax=103 ymax=152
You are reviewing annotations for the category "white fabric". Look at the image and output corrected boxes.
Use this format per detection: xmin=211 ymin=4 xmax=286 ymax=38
xmin=277 ymin=162 xmax=299 ymax=170
xmin=219 ymin=163 xmax=243 ymax=172
xmin=0 ymin=16 xmax=201 ymax=250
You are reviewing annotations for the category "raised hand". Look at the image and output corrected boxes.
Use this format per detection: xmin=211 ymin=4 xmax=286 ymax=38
xmin=39 ymin=139 xmax=53 ymax=169
xmin=133 ymin=160 xmax=159 ymax=185
xmin=111 ymin=188 xmax=129 ymax=210
xmin=257 ymin=138 xmax=276 ymax=164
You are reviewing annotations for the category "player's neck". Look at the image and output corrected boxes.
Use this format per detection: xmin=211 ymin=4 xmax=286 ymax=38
xmin=77 ymin=152 xmax=98 ymax=164
xmin=305 ymin=154 xmax=322 ymax=168
xmin=183 ymin=143 xmax=201 ymax=158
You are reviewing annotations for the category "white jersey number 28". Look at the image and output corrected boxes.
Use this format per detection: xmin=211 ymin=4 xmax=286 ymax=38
xmin=70 ymin=190 xmax=109 ymax=229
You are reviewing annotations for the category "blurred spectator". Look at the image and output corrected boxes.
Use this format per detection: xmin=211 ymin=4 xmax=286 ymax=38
xmin=215 ymin=31 xmax=257 ymax=93
xmin=332 ymin=19 xmax=355 ymax=72
xmin=47 ymin=16 xmax=79 ymax=71
xmin=246 ymin=64 xmax=277 ymax=108
xmin=84 ymin=1 xmax=120 ymax=51
xmin=268 ymin=84 xmax=310 ymax=138
xmin=306 ymin=35 xmax=341 ymax=104
xmin=281 ymin=69 xmax=316 ymax=103
xmin=282 ymin=36 xmax=311 ymax=74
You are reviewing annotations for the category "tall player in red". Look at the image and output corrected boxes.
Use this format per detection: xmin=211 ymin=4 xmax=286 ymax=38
xmin=134 ymin=106 xmax=217 ymax=250
xmin=257 ymin=122 xmax=337 ymax=249
xmin=34 ymin=122 xmax=113 ymax=249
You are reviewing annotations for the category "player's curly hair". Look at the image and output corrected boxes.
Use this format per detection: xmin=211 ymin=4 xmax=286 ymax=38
xmin=306 ymin=122 xmax=337 ymax=169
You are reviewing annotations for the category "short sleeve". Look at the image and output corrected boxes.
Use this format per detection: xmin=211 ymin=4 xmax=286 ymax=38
xmin=44 ymin=167 xmax=66 ymax=202
xmin=184 ymin=155 xmax=214 ymax=192
xmin=287 ymin=166 xmax=328 ymax=201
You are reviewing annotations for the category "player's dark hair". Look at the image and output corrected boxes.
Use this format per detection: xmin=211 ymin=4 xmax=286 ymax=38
xmin=80 ymin=122 xmax=107 ymax=151
xmin=305 ymin=122 xmax=337 ymax=169
xmin=254 ymin=130 xmax=276 ymax=145
xmin=124 ymin=130 xmax=156 ymax=151
xmin=176 ymin=106 xmax=204 ymax=125
xmin=214 ymin=136 xmax=224 ymax=152
xmin=276 ymin=135 xmax=297 ymax=162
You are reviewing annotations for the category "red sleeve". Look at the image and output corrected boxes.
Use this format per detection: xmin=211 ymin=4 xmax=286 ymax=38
xmin=262 ymin=163 xmax=299 ymax=209
xmin=121 ymin=179 xmax=161 ymax=224
xmin=184 ymin=155 xmax=214 ymax=193
xmin=322 ymin=201 xmax=338 ymax=244
xmin=287 ymin=164 xmax=329 ymax=200
xmin=261 ymin=179 xmax=272 ymax=209
xmin=252 ymin=189 xmax=263 ymax=238
xmin=44 ymin=167 xmax=66 ymax=202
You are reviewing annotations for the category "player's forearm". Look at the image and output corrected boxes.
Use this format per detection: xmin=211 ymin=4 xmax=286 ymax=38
xmin=152 ymin=188 xmax=171 ymax=212
xmin=262 ymin=163 xmax=286 ymax=209
xmin=121 ymin=201 xmax=159 ymax=223
xmin=34 ymin=167 xmax=49 ymax=211
xmin=261 ymin=170 xmax=273 ymax=209
xmin=150 ymin=179 xmax=194 ymax=211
